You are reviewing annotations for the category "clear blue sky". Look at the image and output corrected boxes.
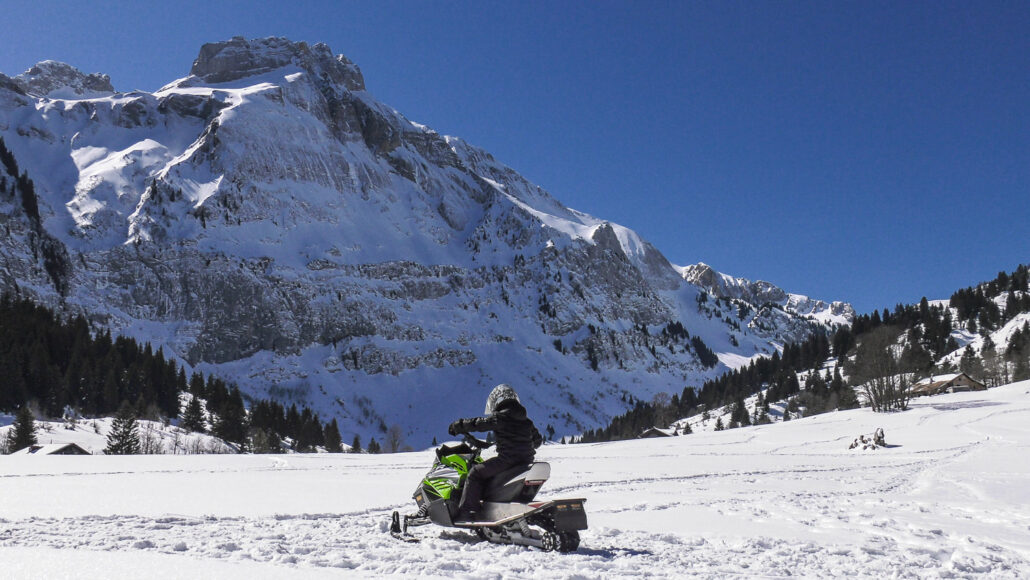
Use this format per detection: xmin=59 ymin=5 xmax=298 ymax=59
xmin=2 ymin=1 xmax=1027 ymax=314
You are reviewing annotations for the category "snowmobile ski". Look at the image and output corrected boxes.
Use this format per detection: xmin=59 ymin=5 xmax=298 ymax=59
xmin=389 ymin=511 xmax=420 ymax=543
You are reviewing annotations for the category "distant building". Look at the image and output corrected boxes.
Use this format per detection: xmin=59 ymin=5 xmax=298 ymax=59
xmin=909 ymin=373 xmax=987 ymax=397
xmin=10 ymin=443 xmax=91 ymax=456
xmin=639 ymin=427 xmax=674 ymax=438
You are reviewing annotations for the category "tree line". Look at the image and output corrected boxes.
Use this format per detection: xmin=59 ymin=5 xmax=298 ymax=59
xmin=581 ymin=264 xmax=1030 ymax=442
xmin=580 ymin=330 xmax=849 ymax=442
xmin=0 ymin=296 xmax=354 ymax=454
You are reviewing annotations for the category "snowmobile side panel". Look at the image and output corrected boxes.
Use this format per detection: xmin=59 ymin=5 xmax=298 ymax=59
xmin=452 ymin=498 xmax=587 ymax=529
xmin=427 ymin=498 xmax=455 ymax=527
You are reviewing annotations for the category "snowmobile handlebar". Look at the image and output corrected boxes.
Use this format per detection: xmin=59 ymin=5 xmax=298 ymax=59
xmin=463 ymin=433 xmax=493 ymax=449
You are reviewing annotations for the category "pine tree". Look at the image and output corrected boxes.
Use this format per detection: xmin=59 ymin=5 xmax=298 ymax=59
xmin=714 ymin=417 xmax=724 ymax=431
xmin=105 ymin=401 xmax=141 ymax=455
xmin=324 ymin=419 xmax=343 ymax=453
xmin=212 ymin=388 xmax=247 ymax=445
xmin=179 ymin=396 xmax=206 ymax=433
xmin=730 ymin=397 xmax=751 ymax=428
xmin=366 ymin=437 xmax=381 ymax=454
xmin=9 ymin=406 xmax=37 ymax=453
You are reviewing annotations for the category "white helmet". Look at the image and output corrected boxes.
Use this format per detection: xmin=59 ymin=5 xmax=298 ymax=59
xmin=485 ymin=384 xmax=520 ymax=414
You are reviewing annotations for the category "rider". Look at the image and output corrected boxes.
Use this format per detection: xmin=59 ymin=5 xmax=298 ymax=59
xmin=448 ymin=384 xmax=543 ymax=522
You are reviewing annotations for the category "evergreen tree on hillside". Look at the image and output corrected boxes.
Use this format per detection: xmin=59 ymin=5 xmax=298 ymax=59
xmin=105 ymin=401 xmax=141 ymax=455
xmin=249 ymin=428 xmax=283 ymax=454
xmin=959 ymin=345 xmax=985 ymax=379
xmin=351 ymin=434 xmax=362 ymax=454
xmin=324 ymin=419 xmax=343 ymax=453
xmin=212 ymin=387 xmax=247 ymax=445
xmin=366 ymin=437 xmax=381 ymax=454
xmin=1009 ymin=323 xmax=1030 ymax=381
xmin=9 ymin=406 xmax=38 ymax=453
xmin=179 ymin=396 xmax=206 ymax=433
xmin=729 ymin=397 xmax=751 ymax=428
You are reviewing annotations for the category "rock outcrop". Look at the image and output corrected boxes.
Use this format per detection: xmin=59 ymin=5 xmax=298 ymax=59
xmin=14 ymin=60 xmax=115 ymax=98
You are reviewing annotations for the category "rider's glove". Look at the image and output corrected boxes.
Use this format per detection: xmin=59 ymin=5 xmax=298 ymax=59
xmin=448 ymin=420 xmax=464 ymax=436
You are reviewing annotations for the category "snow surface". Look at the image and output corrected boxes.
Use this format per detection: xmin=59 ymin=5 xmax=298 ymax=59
xmin=2 ymin=381 xmax=1029 ymax=578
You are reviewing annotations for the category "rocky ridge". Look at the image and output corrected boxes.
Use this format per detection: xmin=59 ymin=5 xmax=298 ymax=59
xmin=12 ymin=60 xmax=115 ymax=98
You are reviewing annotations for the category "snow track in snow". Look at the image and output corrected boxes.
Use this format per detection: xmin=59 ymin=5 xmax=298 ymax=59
xmin=3 ymin=510 xmax=1026 ymax=578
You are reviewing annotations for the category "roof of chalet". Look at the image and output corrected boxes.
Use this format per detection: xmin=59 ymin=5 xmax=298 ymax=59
xmin=914 ymin=373 xmax=961 ymax=386
xmin=10 ymin=442 xmax=91 ymax=455
xmin=639 ymin=427 xmax=674 ymax=438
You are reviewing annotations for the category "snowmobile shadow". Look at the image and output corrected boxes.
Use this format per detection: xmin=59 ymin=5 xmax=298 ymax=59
xmin=438 ymin=530 xmax=484 ymax=545
xmin=576 ymin=546 xmax=654 ymax=558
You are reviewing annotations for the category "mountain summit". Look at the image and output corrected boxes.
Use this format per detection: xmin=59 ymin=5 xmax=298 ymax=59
xmin=11 ymin=60 xmax=115 ymax=98
xmin=0 ymin=38 xmax=851 ymax=442
xmin=188 ymin=36 xmax=365 ymax=90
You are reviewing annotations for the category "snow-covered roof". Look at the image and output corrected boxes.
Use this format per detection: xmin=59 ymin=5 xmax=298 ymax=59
xmin=915 ymin=373 xmax=960 ymax=386
xmin=9 ymin=443 xmax=91 ymax=455
xmin=640 ymin=426 xmax=684 ymax=438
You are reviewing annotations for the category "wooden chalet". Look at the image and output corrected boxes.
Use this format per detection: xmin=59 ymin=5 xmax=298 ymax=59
xmin=909 ymin=373 xmax=987 ymax=397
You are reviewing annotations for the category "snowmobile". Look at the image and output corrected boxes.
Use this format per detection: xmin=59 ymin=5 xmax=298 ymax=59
xmin=390 ymin=434 xmax=587 ymax=552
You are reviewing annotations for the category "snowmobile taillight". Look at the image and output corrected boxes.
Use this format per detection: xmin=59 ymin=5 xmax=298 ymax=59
xmin=528 ymin=502 xmax=545 ymax=508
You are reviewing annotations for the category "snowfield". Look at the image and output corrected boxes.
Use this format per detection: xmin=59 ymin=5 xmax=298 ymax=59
xmin=3 ymin=381 xmax=1030 ymax=578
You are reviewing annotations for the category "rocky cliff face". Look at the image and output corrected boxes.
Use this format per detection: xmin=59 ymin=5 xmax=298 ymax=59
xmin=0 ymin=37 xmax=853 ymax=443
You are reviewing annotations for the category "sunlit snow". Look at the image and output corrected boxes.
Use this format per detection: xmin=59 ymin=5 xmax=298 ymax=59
xmin=2 ymin=382 xmax=1028 ymax=577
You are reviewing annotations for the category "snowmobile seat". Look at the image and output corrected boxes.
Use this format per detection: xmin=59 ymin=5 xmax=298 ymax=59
xmin=484 ymin=462 xmax=549 ymax=503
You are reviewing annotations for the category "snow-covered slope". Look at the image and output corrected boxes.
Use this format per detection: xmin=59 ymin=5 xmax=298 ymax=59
xmin=0 ymin=37 xmax=853 ymax=444
xmin=2 ymin=380 xmax=1028 ymax=577
xmin=0 ymin=416 xmax=234 ymax=455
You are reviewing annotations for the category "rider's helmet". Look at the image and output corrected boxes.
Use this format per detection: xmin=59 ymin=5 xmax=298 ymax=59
xmin=485 ymin=383 xmax=520 ymax=414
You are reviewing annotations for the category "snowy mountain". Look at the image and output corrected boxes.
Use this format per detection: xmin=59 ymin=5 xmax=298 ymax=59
xmin=2 ymin=379 xmax=1029 ymax=577
xmin=680 ymin=262 xmax=854 ymax=328
xmin=0 ymin=37 xmax=853 ymax=444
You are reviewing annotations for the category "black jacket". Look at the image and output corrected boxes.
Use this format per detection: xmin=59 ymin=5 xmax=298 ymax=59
xmin=451 ymin=400 xmax=543 ymax=463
